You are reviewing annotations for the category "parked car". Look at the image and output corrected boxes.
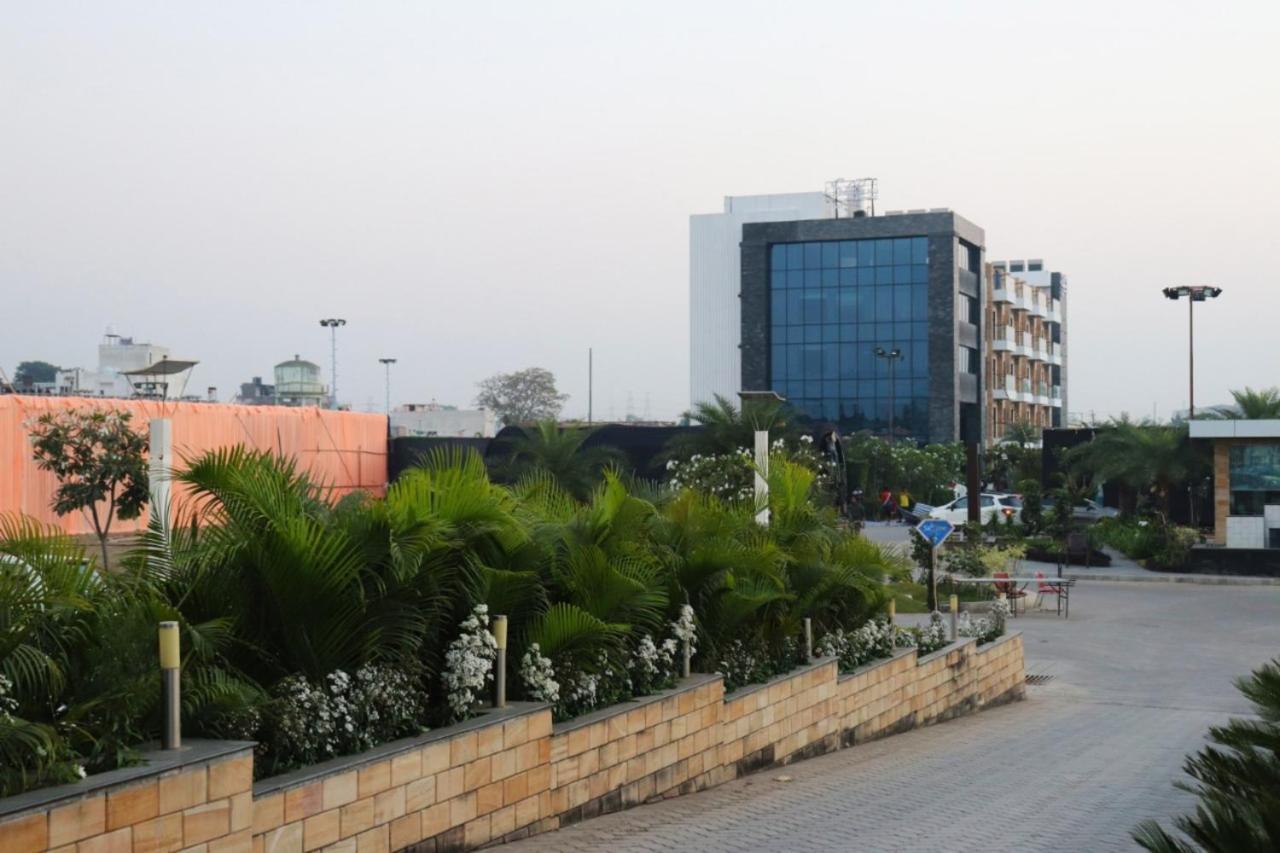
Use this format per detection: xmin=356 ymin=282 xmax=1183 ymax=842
xmin=924 ymin=493 xmax=1022 ymax=525
xmin=1039 ymin=496 xmax=1119 ymax=523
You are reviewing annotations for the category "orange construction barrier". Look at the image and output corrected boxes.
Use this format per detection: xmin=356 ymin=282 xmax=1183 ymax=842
xmin=0 ymin=395 xmax=388 ymax=536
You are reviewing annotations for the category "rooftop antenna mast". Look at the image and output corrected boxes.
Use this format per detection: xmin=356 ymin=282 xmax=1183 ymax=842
xmin=824 ymin=177 xmax=878 ymax=218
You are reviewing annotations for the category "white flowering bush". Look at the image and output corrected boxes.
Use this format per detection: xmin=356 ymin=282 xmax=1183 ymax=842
xmin=958 ymin=597 xmax=1010 ymax=645
xmin=629 ymin=634 xmax=681 ymax=696
xmin=519 ymin=642 xmax=560 ymax=706
xmin=896 ymin=611 xmax=950 ymax=655
xmin=671 ymin=604 xmax=697 ymax=660
xmin=665 ymin=450 xmax=754 ymax=501
xmin=442 ymin=604 xmax=498 ymax=722
xmin=817 ymin=618 xmax=897 ymax=672
xmin=259 ymin=663 xmax=426 ymax=775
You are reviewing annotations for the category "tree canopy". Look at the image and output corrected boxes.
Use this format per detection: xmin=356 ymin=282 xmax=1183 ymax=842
xmin=13 ymin=361 xmax=60 ymax=386
xmin=475 ymin=367 xmax=568 ymax=426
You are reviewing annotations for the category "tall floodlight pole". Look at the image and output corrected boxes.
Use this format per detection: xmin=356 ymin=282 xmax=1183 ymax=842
xmin=1161 ymin=287 xmax=1222 ymax=419
xmin=378 ymin=358 xmax=397 ymax=415
xmin=319 ymin=318 xmax=347 ymax=409
xmin=874 ymin=347 xmax=904 ymax=445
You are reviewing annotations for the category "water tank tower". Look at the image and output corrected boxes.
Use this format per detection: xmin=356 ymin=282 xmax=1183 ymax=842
xmin=274 ymin=355 xmax=328 ymax=407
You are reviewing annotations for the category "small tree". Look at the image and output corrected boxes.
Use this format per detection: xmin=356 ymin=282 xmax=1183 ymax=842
xmin=475 ymin=367 xmax=568 ymax=426
xmin=13 ymin=361 xmax=60 ymax=387
xmin=27 ymin=408 xmax=149 ymax=570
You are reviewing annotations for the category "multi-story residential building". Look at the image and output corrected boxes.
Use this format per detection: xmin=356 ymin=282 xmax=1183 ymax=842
xmin=985 ymin=260 xmax=1067 ymax=442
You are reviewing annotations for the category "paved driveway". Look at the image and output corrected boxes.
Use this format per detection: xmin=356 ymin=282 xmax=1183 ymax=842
xmin=499 ymin=582 xmax=1279 ymax=852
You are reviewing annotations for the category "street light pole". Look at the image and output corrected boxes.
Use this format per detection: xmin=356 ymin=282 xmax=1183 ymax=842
xmin=1161 ymin=287 xmax=1222 ymax=419
xmin=873 ymin=346 xmax=903 ymax=445
xmin=378 ymin=358 xmax=397 ymax=415
xmin=319 ymin=318 xmax=347 ymax=410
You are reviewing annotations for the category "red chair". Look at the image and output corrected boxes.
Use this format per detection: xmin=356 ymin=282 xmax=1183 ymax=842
xmin=1035 ymin=571 xmax=1068 ymax=616
xmin=992 ymin=571 xmax=1028 ymax=617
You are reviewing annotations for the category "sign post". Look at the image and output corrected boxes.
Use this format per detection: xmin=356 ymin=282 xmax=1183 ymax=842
xmin=915 ymin=519 xmax=955 ymax=613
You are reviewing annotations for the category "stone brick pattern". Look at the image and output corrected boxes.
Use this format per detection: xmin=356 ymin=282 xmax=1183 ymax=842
xmin=2 ymin=634 xmax=1022 ymax=853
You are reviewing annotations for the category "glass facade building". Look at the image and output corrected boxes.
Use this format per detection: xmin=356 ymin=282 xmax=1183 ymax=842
xmin=768 ymin=236 xmax=931 ymax=437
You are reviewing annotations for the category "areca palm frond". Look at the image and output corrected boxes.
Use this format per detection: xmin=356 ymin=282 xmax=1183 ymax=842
xmin=1134 ymin=658 xmax=1280 ymax=852
xmin=666 ymin=394 xmax=795 ymax=459
xmin=493 ymin=421 xmax=625 ymax=500
xmin=526 ymin=602 xmax=626 ymax=661
xmin=1210 ymin=387 xmax=1280 ymax=421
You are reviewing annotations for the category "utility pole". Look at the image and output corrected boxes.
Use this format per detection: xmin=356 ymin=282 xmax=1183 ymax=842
xmin=1161 ymin=286 xmax=1222 ymax=419
xmin=378 ymin=358 xmax=396 ymax=415
xmin=319 ymin=318 xmax=347 ymax=409
xmin=874 ymin=346 xmax=903 ymax=445
xmin=588 ymin=348 xmax=593 ymax=425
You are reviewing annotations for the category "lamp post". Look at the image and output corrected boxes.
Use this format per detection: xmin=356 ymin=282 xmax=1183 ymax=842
xmin=378 ymin=358 xmax=397 ymax=415
xmin=319 ymin=318 xmax=347 ymax=409
xmin=1161 ymin=287 xmax=1222 ymax=419
xmin=873 ymin=347 xmax=904 ymax=445
xmin=738 ymin=390 xmax=787 ymax=527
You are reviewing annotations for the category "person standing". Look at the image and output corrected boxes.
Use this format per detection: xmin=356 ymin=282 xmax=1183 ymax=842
xmin=898 ymin=489 xmax=913 ymax=524
xmin=879 ymin=487 xmax=893 ymax=522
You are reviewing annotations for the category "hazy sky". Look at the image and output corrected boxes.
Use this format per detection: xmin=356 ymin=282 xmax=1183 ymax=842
xmin=3 ymin=1 xmax=1278 ymax=423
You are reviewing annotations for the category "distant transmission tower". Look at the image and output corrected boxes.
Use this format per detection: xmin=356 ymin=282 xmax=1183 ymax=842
xmin=824 ymin=177 xmax=879 ymax=218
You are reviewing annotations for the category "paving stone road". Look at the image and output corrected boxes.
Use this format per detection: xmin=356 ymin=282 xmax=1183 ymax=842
xmin=499 ymin=581 xmax=1278 ymax=852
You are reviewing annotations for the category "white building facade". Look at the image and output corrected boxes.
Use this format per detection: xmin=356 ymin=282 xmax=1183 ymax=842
xmin=689 ymin=192 xmax=829 ymax=409
xmin=390 ymin=403 xmax=497 ymax=438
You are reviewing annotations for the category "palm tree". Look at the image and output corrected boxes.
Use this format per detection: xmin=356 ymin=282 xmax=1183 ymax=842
xmin=494 ymin=421 xmax=625 ymax=500
xmin=1134 ymin=657 xmax=1280 ymax=852
xmin=666 ymin=394 xmax=794 ymax=459
xmin=1002 ymin=420 xmax=1041 ymax=448
xmin=1211 ymin=387 xmax=1280 ymax=420
xmin=1066 ymin=420 xmax=1206 ymax=514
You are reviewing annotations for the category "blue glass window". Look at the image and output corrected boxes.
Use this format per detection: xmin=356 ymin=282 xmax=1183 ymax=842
xmin=786 ymin=244 xmax=804 ymax=270
xmin=821 ymin=242 xmax=839 ymax=269
xmin=893 ymin=238 xmax=913 ymax=265
xmin=771 ymin=290 xmax=786 ymax=324
xmin=804 ymin=243 xmax=822 ymax=269
xmin=766 ymin=236 xmax=933 ymax=440
xmin=911 ymin=237 xmax=928 ymax=264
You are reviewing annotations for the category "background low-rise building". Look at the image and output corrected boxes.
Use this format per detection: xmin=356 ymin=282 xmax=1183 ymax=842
xmin=390 ymin=402 xmax=497 ymax=437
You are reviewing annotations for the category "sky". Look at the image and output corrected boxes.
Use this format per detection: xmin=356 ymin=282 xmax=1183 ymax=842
xmin=2 ymin=1 xmax=1278 ymax=423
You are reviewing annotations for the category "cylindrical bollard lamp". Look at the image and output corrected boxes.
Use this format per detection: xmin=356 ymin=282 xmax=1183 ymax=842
xmin=949 ymin=594 xmax=959 ymax=641
xmin=803 ymin=617 xmax=813 ymax=660
xmin=682 ymin=637 xmax=692 ymax=679
xmin=159 ymin=621 xmax=181 ymax=750
xmin=887 ymin=598 xmax=896 ymax=623
xmin=492 ymin=615 xmax=508 ymax=709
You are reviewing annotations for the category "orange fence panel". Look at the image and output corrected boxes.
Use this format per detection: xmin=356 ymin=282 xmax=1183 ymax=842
xmin=0 ymin=396 xmax=388 ymax=535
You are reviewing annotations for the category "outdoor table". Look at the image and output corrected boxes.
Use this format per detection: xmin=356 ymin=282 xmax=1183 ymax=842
xmin=942 ymin=576 xmax=1076 ymax=618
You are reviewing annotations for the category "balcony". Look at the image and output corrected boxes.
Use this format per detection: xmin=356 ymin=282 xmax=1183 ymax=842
xmin=992 ymin=283 xmax=1012 ymax=304
xmin=993 ymin=325 xmax=1016 ymax=352
xmin=1046 ymin=342 xmax=1062 ymax=366
xmin=993 ymin=375 xmax=1015 ymax=401
xmin=1046 ymin=300 xmax=1062 ymax=324
xmin=1051 ymin=385 xmax=1063 ymax=406
xmin=1029 ymin=297 xmax=1048 ymax=319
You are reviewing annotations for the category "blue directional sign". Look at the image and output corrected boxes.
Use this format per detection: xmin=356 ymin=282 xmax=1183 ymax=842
xmin=915 ymin=518 xmax=955 ymax=548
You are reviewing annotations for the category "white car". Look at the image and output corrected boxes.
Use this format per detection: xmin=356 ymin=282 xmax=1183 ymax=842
xmin=926 ymin=493 xmax=1022 ymax=525
xmin=1040 ymin=496 xmax=1119 ymax=523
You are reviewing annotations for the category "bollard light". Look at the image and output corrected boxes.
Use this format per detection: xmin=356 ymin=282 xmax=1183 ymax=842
xmin=949 ymin=594 xmax=958 ymax=613
xmin=803 ymin=617 xmax=813 ymax=660
xmin=158 ymin=621 xmax=181 ymax=750
xmin=948 ymin=595 xmax=959 ymax=642
xmin=887 ymin=599 xmax=896 ymax=622
xmin=492 ymin=615 xmax=508 ymax=709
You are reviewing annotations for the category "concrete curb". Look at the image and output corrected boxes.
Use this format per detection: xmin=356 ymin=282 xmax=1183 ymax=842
xmin=1060 ymin=572 xmax=1280 ymax=586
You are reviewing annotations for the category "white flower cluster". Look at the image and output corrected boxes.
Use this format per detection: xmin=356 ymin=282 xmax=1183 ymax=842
xmin=817 ymin=618 xmax=897 ymax=671
xmin=665 ymin=450 xmax=755 ymax=501
xmin=957 ymin=597 xmax=1010 ymax=644
xmin=271 ymin=663 xmax=426 ymax=765
xmin=0 ymin=673 xmax=17 ymax=721
xmin=629 ymin=634 xmax=680 ymax=695
xmin=442 ymin=604 xmax=498 ymax=721
xmin=911 ymin=611 xmax=951 ymax=654
xmin=519 ymin=642 xmax=560 ymax=705
xmin=671 ymin=604 xmax=697 ymax=658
